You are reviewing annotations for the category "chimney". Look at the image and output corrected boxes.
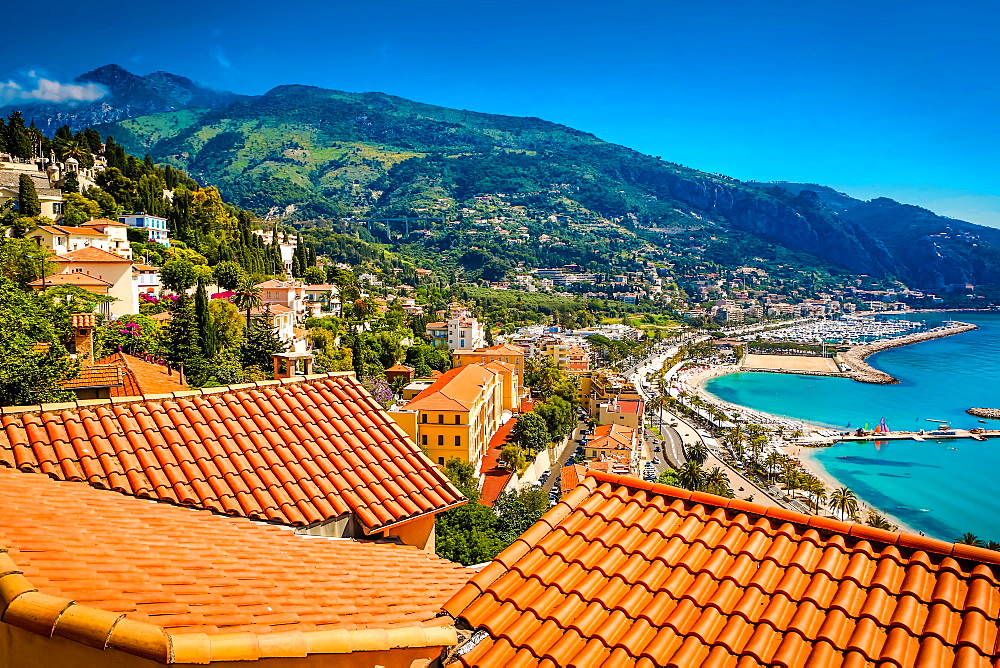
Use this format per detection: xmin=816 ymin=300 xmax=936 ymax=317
xmin=70 ymin=314 xmax=97 ymax=366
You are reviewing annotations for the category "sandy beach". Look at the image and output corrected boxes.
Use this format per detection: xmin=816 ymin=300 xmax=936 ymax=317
xmin=680 ymin=364 xmax=920 ymax=534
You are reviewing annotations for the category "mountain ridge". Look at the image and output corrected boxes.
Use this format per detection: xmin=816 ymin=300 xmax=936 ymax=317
xmin=8 ymin=64 xmax=998 ymax=291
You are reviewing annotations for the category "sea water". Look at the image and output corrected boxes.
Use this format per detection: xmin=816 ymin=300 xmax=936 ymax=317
xmin=704 ymin=312 xmax=1000 ymax=541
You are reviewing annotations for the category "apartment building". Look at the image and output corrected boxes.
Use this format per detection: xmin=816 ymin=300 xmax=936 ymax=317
xmin=389 ymin=363 xmax=507 ymax=472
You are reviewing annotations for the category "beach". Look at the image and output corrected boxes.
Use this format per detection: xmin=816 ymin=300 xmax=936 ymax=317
xmin=680 ymin=365 xmax=918 ymax=533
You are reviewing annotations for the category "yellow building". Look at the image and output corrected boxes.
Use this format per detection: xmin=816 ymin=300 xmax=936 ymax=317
xmin=579 ymin=368 xmax=641 ymax=414
xmin=584 ymin=423 xmax=641 ymax=473
xmin=390 ymin=363 xmax=507 ymax=472
xmin=452 ymin=343 xmax=526 ymax=386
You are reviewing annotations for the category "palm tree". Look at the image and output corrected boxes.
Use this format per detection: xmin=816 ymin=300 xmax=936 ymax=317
xmin=677 ymin=461 xmax=704 ymax=492
xmin=232 ymin=277 xmax=262 ymax=329
xmin=764 ymin=451 xmax=783 ymax=485
xmin=866 ymin=511 xmax=896 ymax=531
xmin=685 ymin=441 xmax=709 ymax=466
xmin=957 ymin=533 xmax=985 ymax=547
xmin=985 ymin=541 xmax=1000 ymax=552
xmin=829 ymin=487 xmax=858 ymax=522
xmin=703 ymin=467 xmax=729 ymax=495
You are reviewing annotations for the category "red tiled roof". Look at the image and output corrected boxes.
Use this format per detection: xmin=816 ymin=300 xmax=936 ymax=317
xmin=404 ymin=364 xmax=496 ymax=412
xmin=95 ymin=351 xmax=189 ymax=396
xmin=0 ymin=373 xmax=466 ymax=534
xmin=386 ymin=364 xmax=415 ymax=373
xmin=588 ymin=423 xmax=637 ymax=451
xmin=27 ymin=272 xmax=112 ymax=288
xmin=0 ymin=466 xmax=465 ymax=663
xmin=479 ymin=417 xmax=517 ymax=508
xmin=59 ymin=364 xmax=124 ymax=390
xmin=445 ymin=471 xmax=1000 ymax=667
xmin=81 ymin=218 xmax=128 ymax=227
xmin=55 ymin=247 xmax=132 ymax=263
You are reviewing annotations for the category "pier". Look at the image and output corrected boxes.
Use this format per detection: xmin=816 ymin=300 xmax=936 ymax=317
xmin=829 ymin=429 xmax=1000 ymax=444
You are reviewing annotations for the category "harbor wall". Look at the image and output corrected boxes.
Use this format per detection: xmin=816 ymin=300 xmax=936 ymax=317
xmin=841 ymin=322 xmax=977 ymax=384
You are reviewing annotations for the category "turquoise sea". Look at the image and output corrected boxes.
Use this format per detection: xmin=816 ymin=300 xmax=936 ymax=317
xmin=704 ymin=312 xmax=1000 ymax=541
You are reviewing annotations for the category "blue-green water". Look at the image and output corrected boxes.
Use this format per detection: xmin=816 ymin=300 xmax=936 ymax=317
xmin=704 ymin=313 xmax=1000 ymax=541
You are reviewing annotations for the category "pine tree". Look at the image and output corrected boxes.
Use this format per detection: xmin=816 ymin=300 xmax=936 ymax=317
xmin=17 ymin=174 xmax=41 ymax=218
xmin=0 ymin=117 xmax=7 ymax=154
xmin=61 ymin=171 xmax=80 ymax=194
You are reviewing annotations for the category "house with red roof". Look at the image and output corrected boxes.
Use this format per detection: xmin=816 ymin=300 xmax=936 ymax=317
xmin=28 ymin=246 xmax=138 ymax=317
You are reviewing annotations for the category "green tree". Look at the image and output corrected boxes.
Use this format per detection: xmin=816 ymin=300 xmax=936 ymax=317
xmin=656 ymin=468 xmax=681 ymax=486
xmin=685 ymin=441 xmax=709 ymax=466
xmin=160 ymin=259 xmax=198 ymax=294
xmin=17 ymin=174 xmax=41 ymax=218
xmin=0 ymin=277 xmax=77 ymax=406
xmin=97 ymin=313 xmax=164 ymax=360
xmin=240 ymin=310 xmax=287 ymax=373
xmin=232 ymin=276 xmax=262 ymax=329
xmin=61 ymin=171 xmax=80 ymax=194
xmin=866 ymin=511 xmax=896 ymax=531
xmin=829 ymin=486 xmax=859 ymax=522
xmin=5 ymin=111 xmax=32 ymax=160
xmin=512 ymin=411 xmax=550 ymax=454
xmin=0 ymin=238 xmax=55 ymax=288
xmin=444 ymin=457 xmax=480 ymax=501
xmin=534 ymin=396 xmax=574 ymax=441
xmin=499 ymin=444 xmax=527 ymax=470
xmin=163 ymin=295 xmax=207 ymax=384
xmin=208 ymin=299 xmax=245 ymax=351
xmin=434 ymin=503 xmax=503 ymax=566
xmin=677 ymin=461 xmax=704 ymax=491
xmin=195 ymin=280 xmax=215 ymax=358
xmin=303 ymin=265 xmax=326 ymax=284
xmin=494 ymin=487 xmax=549 ymax=545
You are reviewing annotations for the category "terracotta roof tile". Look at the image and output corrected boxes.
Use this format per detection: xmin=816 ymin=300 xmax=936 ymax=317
xmin=403 ymin=364 xmax=498 ymax=412
xmin=0 ymin=373 xmax=466 ymax=534
xmin=60 ymin=364 xmax=124 ymax=390
xmin=445 ymin=471 xmax=1000 ymax=667
xmin=54 ymin=247 xmax=133 ymax=263
xmin=94 ymin=352 xmax=189 ymax=397
xmin=0 ymin=467 xmax=465 ymax=663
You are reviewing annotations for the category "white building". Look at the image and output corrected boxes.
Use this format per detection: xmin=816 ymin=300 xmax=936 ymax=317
xmin=427 ymin=316 xmax=486 ymax=351
xmin=119 ymin=213 xmax=169 ymax=247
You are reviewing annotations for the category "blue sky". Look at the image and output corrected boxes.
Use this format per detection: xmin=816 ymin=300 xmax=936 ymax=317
xmin=3 ymin=0 xmax=998 ymax=225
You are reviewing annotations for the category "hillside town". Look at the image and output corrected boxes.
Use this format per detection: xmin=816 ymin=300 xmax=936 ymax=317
xmin=2 ymin=97 xmax=1000 ymax=667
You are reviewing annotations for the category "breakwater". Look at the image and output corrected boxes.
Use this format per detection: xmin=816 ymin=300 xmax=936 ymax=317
xmin=840 ymin=322 xmax=978 ymax=384
xmin=968 ymin=407 xmax=1000 ymax=420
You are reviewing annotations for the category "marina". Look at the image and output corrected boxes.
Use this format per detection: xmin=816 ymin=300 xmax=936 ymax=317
xmin=740 ymin=314 xmax=929 ymax=345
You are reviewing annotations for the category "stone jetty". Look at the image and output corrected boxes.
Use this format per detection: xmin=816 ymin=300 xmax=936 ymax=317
xmin=968 ymin=407 xmax=1000 ymax=420
xmin=840 ymin=321 xmax=978 ymax=384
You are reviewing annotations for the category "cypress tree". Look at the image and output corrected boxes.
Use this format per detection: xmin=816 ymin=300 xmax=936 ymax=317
xmin=6 ymin=112 xmax=32 ymax=160
xmin=165 ymin=295 xmax=208 ymax=383
xmin=18 ymin=174 xmax=41 ymax=217
xmin=195 ymin=279 xmax=215 ymax=358
xmin=0 ymin=117 xmax=7 ymax=154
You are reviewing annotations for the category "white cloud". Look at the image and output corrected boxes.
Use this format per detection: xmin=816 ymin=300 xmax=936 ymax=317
xmin=0 ymin=73 xmax=107 ymax=106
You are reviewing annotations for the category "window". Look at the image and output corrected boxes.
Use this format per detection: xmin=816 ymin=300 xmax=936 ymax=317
xmin=437 ymin=435 xmax=444 ymax=446
xmin=454 ymin=436 xmax=461 ymax=447
xmin=421 ymin=414 xmax=427 ymax=424
xmin=52 ymin=203 xmax=63 ymax=214
xmin=421 ymin=435 xmax=427 ymax=445
xmin=438 ymin=414 xmax=444 ymax=424
xmin=455 ymin=415 xmax=461 ymax=425
xmin=438 ymin=457 xmax=445 ymax=465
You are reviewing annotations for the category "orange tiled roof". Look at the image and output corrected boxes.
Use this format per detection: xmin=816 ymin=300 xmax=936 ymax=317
xmin=59 ymin=364 xmax=124 ymax=390
xmin=81 ymin=217 xmax=128 ymax=227
xmin=36 ymin=224 xmax=107 ymax=236
xmin=27 ymin=272 xmax=112 ymax=288
xmin=445 ymin=471 xmax=1000 ymax=667
xmin=0 ymin=373 xmax=466 ymax=534
xmin=95 ymin=351 xmax=189 ymax=396
xmin=386 ymin=364 xmax=415 ymax=373
xmin=0 ymin=467 xmax=465 ymax=663
xmin=404 ymin=364 xmax=496 ymax=412
xmin=55 ymin=246 xmax=133 ymax=263
xmin=589 ymin=423 xmax=637 ymax=450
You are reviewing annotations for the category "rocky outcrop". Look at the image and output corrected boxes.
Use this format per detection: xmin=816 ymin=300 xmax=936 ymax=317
xmin=967 ymin=408 xmax=1000 ymax=420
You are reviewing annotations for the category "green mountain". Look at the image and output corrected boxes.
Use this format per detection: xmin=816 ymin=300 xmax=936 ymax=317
xmin=756 ymin=183 xmax=1000 ymax=289
xmin=73 ymin=67 xmax=997 ymax=291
